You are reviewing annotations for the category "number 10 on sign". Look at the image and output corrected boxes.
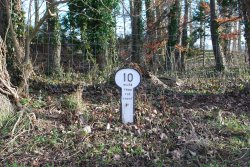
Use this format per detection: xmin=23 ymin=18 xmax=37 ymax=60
xmin=123 ymin=73 xmax=133 ymax=82
xmin=115 ymin=68 xmax=141 ymax=124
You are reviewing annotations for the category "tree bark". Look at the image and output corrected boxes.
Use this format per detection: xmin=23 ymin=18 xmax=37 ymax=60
xmin=210 ymin=0 xmax=226 ymax=71
xmin=0 ymin=1 xmax=7 ymax=40
xmin=145 ymin=0 xmax=155 ymax=37
xmin=145 ymin=0 xmax=158 ymax=72
xmin=174 ymin=0 xmax=182 ymax=71
xmin=0 ymin=37 xmax=14 ymax=127
xmin=131 ymin=0 xmax=143 ymax=65
xmin=222 ymin=23 xmax=232 ymax=63
xmin=166 ymin=0 xmax=180 ymax=71
xmin=0 ymin=35 xmax=19 ymax=101
xmin=34 ymin=0 xmax=39 ymax=26
xmin=241 ymin=0 xmax=250 ymax=65
xmin=220 ymin=2 xmax=232 ymax=63
xmin=181 ymin=0 xmax=190 ymax=71
xmin=237 ymin=21 xmax=242 ymax=53
xmin=0 ymin=36 xmax=10 ymax=88
xmin=47 ymin=0 xmax=62 ymax=75
xmin=0 ymin=34 xmax=16 ymax=127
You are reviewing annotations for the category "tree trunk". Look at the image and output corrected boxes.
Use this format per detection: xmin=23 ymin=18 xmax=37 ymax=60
xmin=0 ymin=2 xmax=7 ymax=40
xmin=34 ymin=0 xmax=39 ymax=26
xmin=145 ymin=0 xmax=155 ymax=36
xmin=174 ymin=0 xmax=182 ymax=71
xmin=0 ymin=0 xmax=24 ymax=94
xmin=232 ymin=21 xmax=237 ymax=53
xmin=96 ymin=52 xmax=107 ymax=70
xmin=0 ymin=35 xmax=16 ymax=127
xmin=131 ymin=0 xmax=143 ymax=65
xmin=222 ymin=23 xmax=232 ymax=63
xmin=145 ymin=0 xmax=158 ymax=72
xmin=4 ymin=0 xmax=33 ymax=94
xmin=122 ymin=0 xmax=126 ymax=36
xmin=166 ymin=0 xmax=180 ymax=71
xmin=47 ymin=0 xmax=62 ymax=75
xmin=0 ymin=35 xmax=19 ymax=101
xmin=241 ymin=0 xmax=250 ymax=65
xmin=210 ymin=0 xmax=226 ymax=71
xmin=0 ymin=36 xmax=10 ymax=87
xmin=189 ymin=2 xmax=193 ymax=36
xmin=237 ymin=21 xmax=242 ymax=53
xmin=220 ymin=2 xmax=232 ymax=63
xmin=181 ymin=0 xmax=190 ymax=71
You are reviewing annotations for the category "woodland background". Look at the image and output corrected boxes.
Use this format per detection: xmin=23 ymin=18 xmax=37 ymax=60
xmin=0 ymin=0 xmax=250 ymax=166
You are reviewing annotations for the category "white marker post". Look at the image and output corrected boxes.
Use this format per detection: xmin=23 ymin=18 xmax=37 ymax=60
xmin=115 ymin=68 xmax=141 ymax=124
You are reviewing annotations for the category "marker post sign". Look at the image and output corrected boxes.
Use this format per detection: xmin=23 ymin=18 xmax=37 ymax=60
xmin=115 ymin=68 xmax=141 ymax=124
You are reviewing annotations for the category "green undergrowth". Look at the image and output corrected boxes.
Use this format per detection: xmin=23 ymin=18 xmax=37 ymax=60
xmin=163 ymin=67 xmax=250 ymax=95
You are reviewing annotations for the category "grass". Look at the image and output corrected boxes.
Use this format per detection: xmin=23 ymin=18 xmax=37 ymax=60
xmin=223 ymin=117 xmax=250 ymax=134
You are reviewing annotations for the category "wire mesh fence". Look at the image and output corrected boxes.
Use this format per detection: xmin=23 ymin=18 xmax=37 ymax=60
xmin=30 ymin=31 xmax=249 ymax=78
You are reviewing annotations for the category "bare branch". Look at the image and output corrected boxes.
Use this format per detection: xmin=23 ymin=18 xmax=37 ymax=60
xmin=5 ymin=0 xmax=23 ymax=63
xmin=48 ymin=9 xmax=57 ymax=17
xmin=29 ymin=0 xmax=69 ymax=40
xmin=46 ymin=0 xmax=69 ymax=7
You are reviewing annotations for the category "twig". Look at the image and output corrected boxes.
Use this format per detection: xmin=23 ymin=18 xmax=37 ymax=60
xmin=0 ymin=129 xmax=29 ymax=156
xmin=11 ymin=110 xmax=24 ymax=136
xmin=8 ymin=129 xmax=29 ymax=145
xmin=232 ymin=148 xmax=250 ymax=162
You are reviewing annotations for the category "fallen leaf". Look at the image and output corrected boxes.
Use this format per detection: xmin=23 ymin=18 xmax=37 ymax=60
xmin=160 ymin=133 xmax=168 ymax=140
xmin=83 ymin=125 xmax=91 ymax=134
xmin=113 ymin=154 xmax=121 ymax=161
xmin=106 ymin=123 xmax=111 ymax=130
xmin=171 ymin=149 xmax=182 ymax=160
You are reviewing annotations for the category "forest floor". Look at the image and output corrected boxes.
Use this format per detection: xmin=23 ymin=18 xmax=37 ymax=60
xmin=0 ymin=69 xmax=250 ymax=167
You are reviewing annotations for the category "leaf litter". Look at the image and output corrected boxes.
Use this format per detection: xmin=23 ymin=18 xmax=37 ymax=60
xmin=0 ymin=73 xmax=249 ymax=166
